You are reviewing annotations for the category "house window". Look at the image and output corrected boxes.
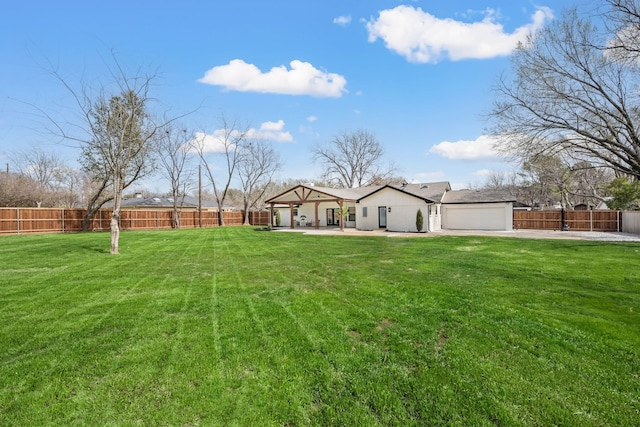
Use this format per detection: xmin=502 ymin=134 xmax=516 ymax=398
xmin=362 ymin=207 xmax=368 ymax=217
xmin=348 ymin=207 xmax=355 ymax=221
xmin=293 ymin=208 xmax=298 ymax=217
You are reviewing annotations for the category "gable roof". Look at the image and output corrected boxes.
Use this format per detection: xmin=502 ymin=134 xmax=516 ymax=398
xmin=442 ymin=189 xmax=516 ymax=204
xmin=357 ymin=182 xmax=451 ymax=203
xmin=266 ymin=184 xmax=379 ymax=204
xmin=267 ymin=182 xmax=453 ymax=205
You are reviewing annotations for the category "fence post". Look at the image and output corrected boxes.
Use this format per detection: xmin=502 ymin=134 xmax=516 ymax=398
xmin=16 ymin=207 xmax=20 ymax=235
xmin=589 ymin=209 xmax=592 ymax=232
xmin=62 ymin=208 xmax=65 ymax=233
xmin=618 ymin=211 xmax=621 ymax=232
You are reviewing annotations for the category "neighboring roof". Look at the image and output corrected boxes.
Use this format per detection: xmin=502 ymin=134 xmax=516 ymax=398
xmin=442 ymin=189 xmax=516 ymax=204
xmin=357 ymin=182 xmax=451 ymax=203
xmin=108 ymin=196 xmax=227 ymax=209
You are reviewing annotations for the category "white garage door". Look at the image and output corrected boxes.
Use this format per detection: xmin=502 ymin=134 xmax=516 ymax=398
xmin=442 ymin=204 xmax=510 ymax=230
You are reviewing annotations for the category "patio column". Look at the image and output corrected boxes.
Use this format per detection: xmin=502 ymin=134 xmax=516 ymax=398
xmin=314 ymin=201 xmax=319 ymax=229
xmin=289 ymin=203 xmax=295 ymax=229
xmin=338 ymin=200 xmax=344 ymax=232
xmin=269 ymin=203 xmax=274 ymax=227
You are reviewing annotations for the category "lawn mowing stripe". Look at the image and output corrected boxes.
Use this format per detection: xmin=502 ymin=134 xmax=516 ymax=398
xmin=212 ymin=228 xmax=312 ymax=423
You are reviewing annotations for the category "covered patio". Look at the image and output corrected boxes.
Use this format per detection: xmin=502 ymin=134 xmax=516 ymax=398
xmin=266 ymin=185 xmax=365 ymax=232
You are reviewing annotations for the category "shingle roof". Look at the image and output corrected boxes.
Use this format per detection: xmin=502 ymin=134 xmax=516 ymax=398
xmin=442 ymin=189 xmax=516 ymax=204
xmin=355 ymin=182 xmax=451 ymax=203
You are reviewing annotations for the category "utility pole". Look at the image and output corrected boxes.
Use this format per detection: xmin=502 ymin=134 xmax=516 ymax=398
xmin=198 ymin=164 xmax=202 ymax=228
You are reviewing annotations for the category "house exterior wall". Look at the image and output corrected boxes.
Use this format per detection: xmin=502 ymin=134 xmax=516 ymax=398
xmin=357 ymin=188 xmax=438 ymax=232
xmin=441 ymin=202 xmax=513 ymax=231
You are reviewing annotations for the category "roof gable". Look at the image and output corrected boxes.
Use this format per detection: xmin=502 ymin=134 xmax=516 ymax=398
xmin=357 ymin=182 xmax=450 ymax=203
xmin=266 ymin=185 xmax=378 ymax=204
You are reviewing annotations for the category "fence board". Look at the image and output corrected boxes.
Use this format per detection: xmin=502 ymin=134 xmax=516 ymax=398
xmin=513 ymin=210 xmax=621 ymax=232
xmin=0 ymin=207 xmax=271 ymax=235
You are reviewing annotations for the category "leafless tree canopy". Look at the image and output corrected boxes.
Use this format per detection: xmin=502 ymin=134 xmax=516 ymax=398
xmin=7 ymin=147 xmax=84 ymax=207
xmin=482 ymin=156 xmax=613 ymax=209
xmin=491 ymin=5 xmax=640 ymax=179
xmin=606 ymin=0 xmax=640 ymax=61
xmin=157 ymin=125 xmax=194 ymax=228
xmin=191 ymin=115 xmax=249 ymax=226
xmin=237 ymin=139 xmax=282 ymax=224
xmin=312 ymin=129 xmax=395 ymax=188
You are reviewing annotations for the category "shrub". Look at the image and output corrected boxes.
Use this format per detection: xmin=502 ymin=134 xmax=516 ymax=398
xmin=275 ymin=210 xmax=281 ymax=227
xmin=416 ymin=208 xmax=424 ymax=232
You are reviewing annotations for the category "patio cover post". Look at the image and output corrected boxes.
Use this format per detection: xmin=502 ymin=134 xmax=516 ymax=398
xmin=338 ymin=200 xmax=344 ymax=231
xmin=289 ymin=203 xmax=295 ymax=229
xmin=269 ymin=203 xmax=274 ymax=227
xmin=314 ymin=201 xmax=319 ymax=229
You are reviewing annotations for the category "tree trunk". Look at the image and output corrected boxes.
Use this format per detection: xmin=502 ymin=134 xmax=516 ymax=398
xmin=82 ymin=206 xmax=98 ymax=231
xmin=243 ymin=197 xmax=250 ymax=225
xmin=110 ymin=212 xmax=120 ymax=255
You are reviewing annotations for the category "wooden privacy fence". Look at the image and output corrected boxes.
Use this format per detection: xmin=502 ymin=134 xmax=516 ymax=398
xmin=0 ymin=208 xmax=271 ymax=235
xmin=513 ymin=210 xmax=622 ymax=232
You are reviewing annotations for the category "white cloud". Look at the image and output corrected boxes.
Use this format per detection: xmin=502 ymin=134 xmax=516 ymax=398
xmin=198 ymin=59 xmax=347 ymax=97
xmin=193 ymin=121 xmax=293 ymax=153
xmin=366 ymin=5 xmax=553 ymax=63
xmin=247 ymin=120 xmax=294 ymax=143
xmin=333 ymin=15 xmax=351 ymax=26
xmin=306 ymin=116 xmax=318 ymax=122
xmin=429 ymin=135 xmax=501 ymax=160
xmin=192 ymin=131 xmax=232 ymax=154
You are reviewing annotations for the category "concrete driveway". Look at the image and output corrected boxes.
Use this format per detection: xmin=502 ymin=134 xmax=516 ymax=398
xmin=273 ymin=227 xmax=640 ymax=242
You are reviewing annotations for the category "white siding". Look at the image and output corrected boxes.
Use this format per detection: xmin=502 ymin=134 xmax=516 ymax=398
xmin=442 ymin=203 xmax=513 ymax=231
xmin=357 ymin=188 xmax=436 ymax=232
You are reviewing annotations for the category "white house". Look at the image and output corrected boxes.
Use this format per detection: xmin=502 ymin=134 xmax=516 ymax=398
xmin=355 ymin=182 xmax=449 ymax=232
xmin=266 ymin=182 xmax=515 ymax=232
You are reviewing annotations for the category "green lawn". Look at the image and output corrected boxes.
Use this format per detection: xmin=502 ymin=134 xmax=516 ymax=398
xmin=0 ymin=227 xmax=638 ymax=426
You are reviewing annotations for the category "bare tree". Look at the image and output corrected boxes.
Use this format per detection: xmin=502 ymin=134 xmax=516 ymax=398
xmin=41 ymin=55 xmax=163 ymax=253
xmin=312 ymin=129 xmax=395 ymax=188
xmin=237 ymin=139 xmax=282 ymax=225
xmin=0 ymin=172 xmax=44 ymax=207
xmin=157 ymin=125 xmax=194 ymax=228
xmin=491 ymin=7 xmax=640 ymax=179
xmin=191 ymin=115 xmax=249 ymax=226
xmin=605 ymin=0 xmax=640 ymax=61
xmin=10 ymin=147 xmax=65 ymax=188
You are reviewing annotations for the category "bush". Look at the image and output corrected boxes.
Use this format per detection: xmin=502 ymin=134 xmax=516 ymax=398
xmin=416 ymin=209 xmax=424 ymax=232
xmin=275 ymin=210 xmax=281 ymax=227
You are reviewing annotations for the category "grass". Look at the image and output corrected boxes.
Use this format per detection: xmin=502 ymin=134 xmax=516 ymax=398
xmin=0 ymin=227 xmax=639 ymax=426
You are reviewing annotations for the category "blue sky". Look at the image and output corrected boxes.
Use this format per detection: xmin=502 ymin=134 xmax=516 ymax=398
xmin=1 ymin=1 xmax=572 ymax=191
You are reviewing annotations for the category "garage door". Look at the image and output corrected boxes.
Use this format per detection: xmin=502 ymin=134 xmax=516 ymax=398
xmin=442 ymin=204 xmax=510 ymax=230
